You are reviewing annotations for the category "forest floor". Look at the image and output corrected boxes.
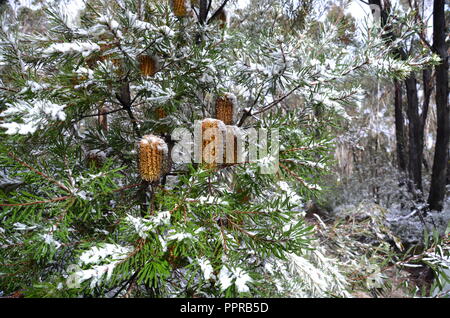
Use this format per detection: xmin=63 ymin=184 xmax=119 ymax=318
xmin=305 ymin=201 xmax=450 ymax=298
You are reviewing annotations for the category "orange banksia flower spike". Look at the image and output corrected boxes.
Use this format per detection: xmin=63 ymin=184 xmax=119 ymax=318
xmin=215 ymin=93 xmax=236 ymax=125
xmin=172 ymin=0 xmax=190 ymax=17
xmin=138 ymin=135 xmax=169 ymax=182
xmin=138 ymin=55 xmax=158 ymax=77
xmin=200 ymin=118 xmax=226 ymax=169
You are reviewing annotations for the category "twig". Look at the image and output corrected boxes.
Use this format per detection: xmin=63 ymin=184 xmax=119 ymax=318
xmin=0 ymin=195 xmax=72 ymax=207
xmin=70 ymin=107 xmax=126 ymax=124
xmin=7 ymin=152 xmax=71 ymax=193
xmin=0 ymin=86 xmax=18 ymax=93
xmin=206 ymin=0 xmax=229 ymax=24
xmin=279 ymin=161 xmax=309 ymax=188
xmin=112 ymin=270 xmax=140 ymax=298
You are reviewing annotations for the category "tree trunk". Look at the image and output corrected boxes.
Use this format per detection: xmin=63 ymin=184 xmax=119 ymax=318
xmin=420 ymin=67 xmax=432 ymax=172
xmin=405 ymin=75 xmax=423 ymax=193
xmin=199 ymin=0 xmax=208 ymax=24
xmin=369 ymin=0 xmax=425 ymax=195
xmin=428 ymin=0 xmax=449 ymax=212
xmin=394 ymin=79 xmax=407 ymax=172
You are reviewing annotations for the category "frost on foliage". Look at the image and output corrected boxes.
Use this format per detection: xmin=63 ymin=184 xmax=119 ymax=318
xmin=0 ymin=99 xmax=66 ymax=135
xmin=166 ymin=230 xmax=194 ymax=242
xmin=126 ymin=211 xmax=171 ymax=238
xmin=218 ymin=266 xmax=233 ymax=290
xmin=79 ymin=244 xmax=131 ymax=265
xmin=364 ymin=263 xmax=385 ymax=289
xmin=218 ymin=266 xmax=252 ymax=293
xmin=187 ymin=195 xmax=229 ymax=206
xmin=311 ymin=88 xmax=352 ymax=120
xmin=278 ymin=181 xmax=302 ymax=205
xmin=74 ymin=67 xmax=94 ymax=80
xmin=198 ymin=257 xmax=214 ymax=280
xmin=159 ymin=235 xmax=168 ymax=253
xmin=21 ymin=80 xmax=50 ymax=93
xmin=256 ymin=154 xmax=278 ymax=170
xmin=70 ymin=244 xmax=132 ymax=288
xmin=13 ymin=222 xmax=37 ymax=231
xmin=43 ymin=41 xmax=100 ymax=57
xmin=40 ymin=233 xmax=62 ymax=249
xmin=264 ymin=249 xmax=349 ymax=297
xmin=74 ymin=189 xmax=90 ymax=201
xmin=268 ymin=48 xmax=293 ymax=77
xmin=71 ymin=263 xmax=118 ymax=289
xmin=233 ymin=268 xmax=252 ymax=293
xmin=126 ymin=11 xmax=175 ymax=37
xmin=386 ymin=201 xmax=450 ymax=244
xmin=132 ymin=81 xmax=175 ymax=104
xmin=426 ymin=247 xmax=450 ymax=296
xmin=125 ymin=215 xmax=151 ymax=237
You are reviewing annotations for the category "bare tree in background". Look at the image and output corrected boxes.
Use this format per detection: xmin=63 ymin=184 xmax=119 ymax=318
xmin=366 ymin=0 xmax=449 ymax=212
xmin=428 ymin=0 xmax=449 ymax=212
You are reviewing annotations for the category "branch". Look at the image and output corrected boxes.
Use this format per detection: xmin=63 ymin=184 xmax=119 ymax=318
xmin=251 ymin=82 xmax=304 ymax=117
xmin=0 ymin=195 xmax=72 ymax=207
xmin=7 ymin=152 xmax=71 ymax=193
xmin=0 ymin=86 xmax=18 ymax=93
xmin=242 ymin=59 xmax=369 ymax=125
xmin=237 ymin=86 xmax=264 ymax=127
xmin=112 ymin=269 xmax=140 ymax=298
xmin=115 ymin=81 xmax=142 ymax=138
xmin=70 ymin=106 xmax=126 ymax=124
xmin=206 ymin=0 xmax=229 ymax=24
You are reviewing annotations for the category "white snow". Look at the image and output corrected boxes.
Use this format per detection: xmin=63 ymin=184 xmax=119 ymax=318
xmin=43 ymin=42 xmax=100 ymax=57
xmin=126 ymin=211 xmax=171 ymax=239
xmin=218 ymin=266 xmax=252 ymax=293
xmin=218 ymin=266 xmax=233 ymax=290
xmin=198 ymin=257 xmax=214 ymax=280
xmin=79 ymin=243 xmax=131 ymax=265
xmin=232 ymin=267 xmax=252 ymax=293
xmin=22 ymin=80 xmax=50 ymax=93
xmin=278 ymin=181 xmax=303 ymax=205
xmin=41 ymin=233 xmax=62 ymax=249
xmin=167 ymin=231 xmax=194 ymax=242
xmin=13 ymin=222 xmax=37 ymax=231
xmin=0 ymin=99 xmax=66 ymax=135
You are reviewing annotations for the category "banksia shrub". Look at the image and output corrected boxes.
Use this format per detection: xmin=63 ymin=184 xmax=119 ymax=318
xmin=215 ymin=93 xmax=236 ymax=125
xmin=201 ymin=118 xmax=226 ymax=169
xmin=138 ymin=55 xmax=158 ymax=77
xmin=138 ymin=134 xmax=169 ymax=182
xmin=171 ymin=0 xmax=190 ymax=17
